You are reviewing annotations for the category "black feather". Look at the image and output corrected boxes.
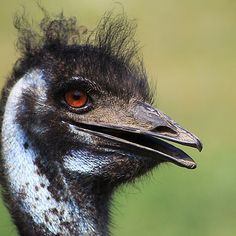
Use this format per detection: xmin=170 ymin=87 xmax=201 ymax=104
xmin=9 ymin=10 xmax=152 ymax=103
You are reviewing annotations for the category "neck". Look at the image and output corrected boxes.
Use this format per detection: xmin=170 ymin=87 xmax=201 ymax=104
xmin=2 ymin=113 xmax=110 ymax=236
xmin=1 ymin=71 xmax=111 ymax=235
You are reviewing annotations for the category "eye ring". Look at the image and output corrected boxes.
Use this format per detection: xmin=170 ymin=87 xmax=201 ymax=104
xmin=64 ymin=89 xmax=88 ymax=108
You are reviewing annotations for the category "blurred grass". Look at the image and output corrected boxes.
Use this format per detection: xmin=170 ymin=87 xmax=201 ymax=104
xmin=0 ymin=0 xmax=235 ymax=235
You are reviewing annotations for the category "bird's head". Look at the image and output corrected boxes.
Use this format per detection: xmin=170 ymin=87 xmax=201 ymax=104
xmin=2 ymin=12 xmax=202 ymax=189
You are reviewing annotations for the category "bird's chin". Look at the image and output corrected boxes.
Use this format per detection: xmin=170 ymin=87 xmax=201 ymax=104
xmin=107 ymin=153 xmax=163 ymax=185
xmin=62 ymin=147 xmax=158 ymax=185
xmin=90 ymin=143 xmax=192 ymax=184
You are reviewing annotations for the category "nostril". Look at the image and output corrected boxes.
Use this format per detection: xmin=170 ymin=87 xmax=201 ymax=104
xmin=152 ymin=126 xmax=177 ymax=136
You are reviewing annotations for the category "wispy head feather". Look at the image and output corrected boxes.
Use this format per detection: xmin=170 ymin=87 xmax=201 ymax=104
xmin=11 ymin=9 xmax=153 ymax=102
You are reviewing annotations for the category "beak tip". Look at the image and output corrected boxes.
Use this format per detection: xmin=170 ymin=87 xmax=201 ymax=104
xmin=196 ymin=139 xmax=203 ymax=152
xmin=188 ymin=164 xmax=197 ymax=170
xmin=179 ymin=160 xmax=197 ymax=169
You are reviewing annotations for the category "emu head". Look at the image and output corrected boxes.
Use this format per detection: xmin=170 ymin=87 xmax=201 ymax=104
xmin=1 ymin=12 xmax=202 ymax=191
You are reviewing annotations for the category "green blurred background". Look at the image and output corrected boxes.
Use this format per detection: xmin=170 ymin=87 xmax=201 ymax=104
xmin=0 ymin=0 xmax=235 ymax=235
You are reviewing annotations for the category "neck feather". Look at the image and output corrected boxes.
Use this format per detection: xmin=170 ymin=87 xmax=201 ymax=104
xmin=1 ymin=70 xmax=110 ymax=236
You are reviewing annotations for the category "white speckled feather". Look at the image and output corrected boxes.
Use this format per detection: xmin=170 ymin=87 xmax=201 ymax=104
xmin=1 ymin=70 xmax=96 ymax=235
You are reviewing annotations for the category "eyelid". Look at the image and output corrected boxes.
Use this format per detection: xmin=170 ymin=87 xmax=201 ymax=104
xmin=55 ymin=76 xmax=102 ymax=97
xmin=70 ymin=76 xmax=102 ymax=93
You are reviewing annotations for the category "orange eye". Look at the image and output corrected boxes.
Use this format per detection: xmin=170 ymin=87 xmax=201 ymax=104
xmin=64 ymin=89 xmax=88 ymax=108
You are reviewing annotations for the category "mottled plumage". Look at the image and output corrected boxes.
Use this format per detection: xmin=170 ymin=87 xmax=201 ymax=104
xmin=0 ymin=11 xmax=202 ymax=236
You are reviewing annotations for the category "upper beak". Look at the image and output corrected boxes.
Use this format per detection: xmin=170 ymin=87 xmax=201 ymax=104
xmin=133 ymin=102 xmax=203 ymax=152
xmin=66 ymin=102 xmax=203 ymax=169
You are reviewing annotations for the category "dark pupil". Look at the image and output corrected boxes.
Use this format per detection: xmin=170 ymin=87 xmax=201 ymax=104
xmin=72 ymin=90 xmax=82 ymax=100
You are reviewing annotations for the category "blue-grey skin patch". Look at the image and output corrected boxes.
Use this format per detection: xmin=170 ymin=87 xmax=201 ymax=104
xmin=63 ymin=149 xmax=110 ymax=175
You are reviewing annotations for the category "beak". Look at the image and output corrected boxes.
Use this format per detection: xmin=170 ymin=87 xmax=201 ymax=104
xmin=133 ymin=102 xmax=203 ymax=151
xmin=130 ymin=101 xmax=203 ymax=168
xmin=66 ymin=102 xmax=202 ymax=169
